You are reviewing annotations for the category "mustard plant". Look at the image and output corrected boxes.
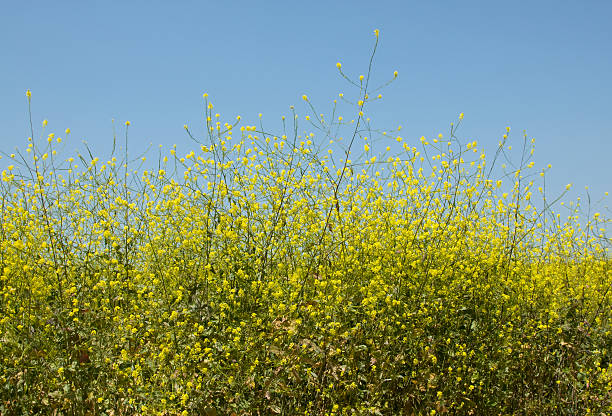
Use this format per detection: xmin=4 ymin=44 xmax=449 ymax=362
xmin=0 ymin=30 xmax=610 ymax=415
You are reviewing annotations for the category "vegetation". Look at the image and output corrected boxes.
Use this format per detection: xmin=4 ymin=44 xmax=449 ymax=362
xmin=1 ymin=31 xmax=610 ymax=415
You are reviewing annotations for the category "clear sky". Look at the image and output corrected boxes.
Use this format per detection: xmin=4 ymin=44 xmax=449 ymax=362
xmin=1 ymin=0 xmax=610 ymax=227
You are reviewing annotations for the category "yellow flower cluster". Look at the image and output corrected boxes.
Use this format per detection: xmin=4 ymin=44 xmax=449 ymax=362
xmin=0 ymin=40 xmax=610 ymax=414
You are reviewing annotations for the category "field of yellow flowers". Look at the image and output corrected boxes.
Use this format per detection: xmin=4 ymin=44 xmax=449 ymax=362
xmin=1 ymin=35 xmax=611 ymax=415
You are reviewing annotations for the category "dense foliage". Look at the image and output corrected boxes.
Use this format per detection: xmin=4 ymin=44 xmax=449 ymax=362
xmin=1 ymin=34 xmax=611 ymax=415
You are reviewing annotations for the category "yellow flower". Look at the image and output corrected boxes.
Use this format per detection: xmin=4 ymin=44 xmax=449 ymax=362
xmin=393 ymin=70 xmax=398 ymax=78
xmin=26 ymin=89 xmax=32 ymax=98
xmin=336 ymin=62 xmax=342 ymax=69
xmin=374 ymin=29 xmax=379 ymax=37
xmin=125 ymin=121 xmax=130 ymax=126
xmin=302 ymin=94 xmax=308 ymax=101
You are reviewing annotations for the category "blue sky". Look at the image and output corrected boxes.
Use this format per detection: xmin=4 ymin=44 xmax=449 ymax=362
xmin=1 ymin=1 xmax=610 ymax=227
